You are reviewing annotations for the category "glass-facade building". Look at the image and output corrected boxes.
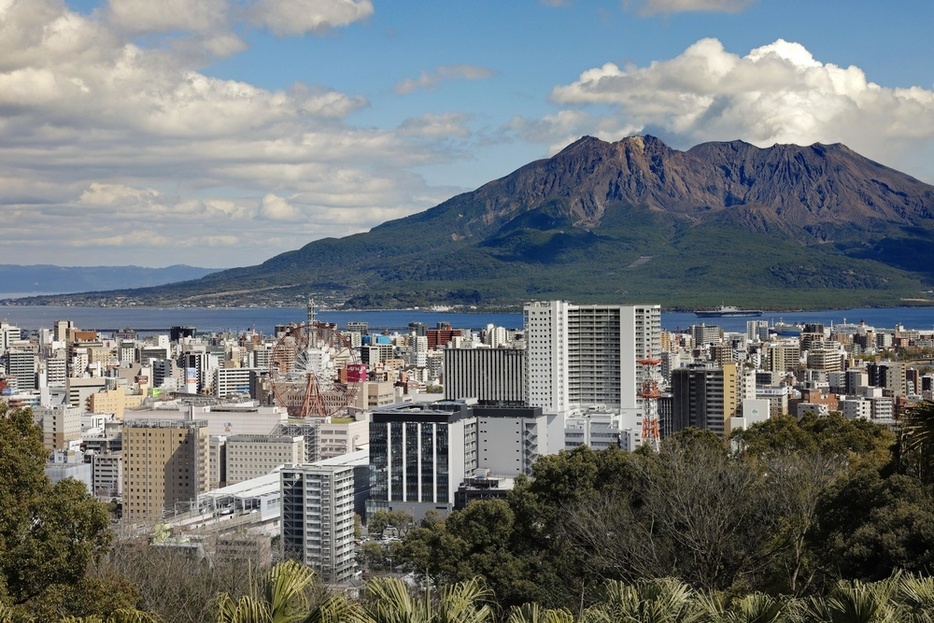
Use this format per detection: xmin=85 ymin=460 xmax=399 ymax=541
xmin=367 ymin=401 xmax=477 ymax=521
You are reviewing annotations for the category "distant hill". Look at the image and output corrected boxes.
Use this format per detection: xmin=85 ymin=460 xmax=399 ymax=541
xmin=0 ymin=265 xmax=219 ymax=298
xmin=11 ymin=136 xmax=934 ymax=310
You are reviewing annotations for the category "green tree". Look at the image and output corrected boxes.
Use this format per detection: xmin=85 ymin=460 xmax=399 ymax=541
xmin=812 ymin=470 xmax=934 ymax=582
xmin=0 ymin=405 xmax=115 ymax=615
xmin=732 ymin=413 xmax=895 ymax=472
xmin=368 ymin=510 xmax=415 ymax=539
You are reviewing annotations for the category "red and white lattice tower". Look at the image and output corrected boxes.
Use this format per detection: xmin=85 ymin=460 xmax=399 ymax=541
xmin=638 ymin=353 xmax=662 ymax=452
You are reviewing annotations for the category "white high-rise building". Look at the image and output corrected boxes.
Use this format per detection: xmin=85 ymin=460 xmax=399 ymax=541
xmin=280 ymin=464 xmax=356 ymax=583
xmin=523 ymin=301 xmax=661 ymax=415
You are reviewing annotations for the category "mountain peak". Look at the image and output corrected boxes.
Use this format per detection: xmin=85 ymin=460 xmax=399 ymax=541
xmin=36 ymin=136 xmax=934 ymax=310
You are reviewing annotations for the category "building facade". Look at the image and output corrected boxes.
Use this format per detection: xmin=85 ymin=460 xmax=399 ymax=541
xmin=443 ymin=348 xmax=526 ymax=404
xmin=524 ymin=301 xmax=661 ymax=414
xmin=367 ymin=401 xmax=477 ymax=520
xmin=122 ymin=419 xmax=210 ymax=520
xmin=280 ymin=464 xmax=356 ymax=583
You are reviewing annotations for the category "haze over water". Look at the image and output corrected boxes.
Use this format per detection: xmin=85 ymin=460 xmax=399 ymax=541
xmin=1 ymin=305 xmax=934 ymax=336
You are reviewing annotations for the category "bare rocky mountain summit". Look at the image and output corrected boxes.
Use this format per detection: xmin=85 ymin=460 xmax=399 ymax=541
xmin=14 ymin=136 xmax=934 ymax=310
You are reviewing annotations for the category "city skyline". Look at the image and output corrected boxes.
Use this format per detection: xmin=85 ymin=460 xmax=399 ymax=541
xmin=2 ymin=0 xmax=933 ymax=268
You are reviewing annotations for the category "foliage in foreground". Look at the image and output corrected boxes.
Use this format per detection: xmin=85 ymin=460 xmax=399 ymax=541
xmin=399 ymin=414 xmax=931 ymax=609
xmin=2 ymin=404 xmax=933 ymax=622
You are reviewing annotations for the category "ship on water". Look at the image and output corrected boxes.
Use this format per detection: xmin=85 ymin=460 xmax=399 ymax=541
xmin=694 ymin=305 xmax=763 ymax=318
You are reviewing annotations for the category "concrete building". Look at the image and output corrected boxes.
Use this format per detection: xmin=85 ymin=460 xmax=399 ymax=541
xmin=806 ymin=343 xmax=845 ymax=372
xmin=353 ymin=381 xmax=396 ymax=411
xmin=756 ymin=385 xmax=790 ymax=417
xmin=6 ymin=347 xmax=38 ymax=391
xmin=66 ymin=376 xmax=107 ymax=410
xmin=280 ymin=464 xmax=356 ymax=583
xmin=225 ymin=434 xmax=304 ymax=484
xmin=87 ymin=388 xmax=146 ymax=418
xmin=523 ymin=301 xmax=661 ymax=415
xmin=443 ymin=348 xmax=526 ymax=404
xmin=473 ymin=404 xmax=559 ymax=476
xmin=670 ymin=362 xmax=740 ymax=439
xmin=565 ymin=409 xmax=627 ymax=451
xmin=91 ymin=452 xmax=123 ymax=500
xmin=122 ymin=419 xmax=210 ymax=520
xmin=45 ymin=451 xmax=93 ymax=493
xmin=215 ymin=367 xmax=260 ymax=399
xmin=317 ymin=418 xmax=369 ymax=460
xmin=39 ymin=404 xmax=83 ymax=451
xmin=839 ymin=397 xmax=872 ymax=420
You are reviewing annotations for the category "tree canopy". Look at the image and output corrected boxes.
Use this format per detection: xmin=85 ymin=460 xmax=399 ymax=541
xmin=0 ymin=404 xmax=118 ymax=617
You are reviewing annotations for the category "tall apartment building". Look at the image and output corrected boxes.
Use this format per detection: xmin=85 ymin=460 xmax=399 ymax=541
xmin=670 ymin=362 xmax=740 ymax=439
xmin=444 ymin=348 xmax=526 ymax=404
xmin=43 ymin=350 xmax=67 ymax=387
xmin=122 ymin=419 xmax=210 ymax=520
xmin=869 ymin=362 xmax=908 ymax=398
xmin=6 ymin=346 xmax=38 ymax=391
xmin=367 ymin=401 xmax=477 ymax=520
xmin=523 ymin=301 xmax=661 ymax=415
xmin=0 ymin=321 xmax=22 ymax=355
xmin=280 ymin=464 xmax=356 ymax=583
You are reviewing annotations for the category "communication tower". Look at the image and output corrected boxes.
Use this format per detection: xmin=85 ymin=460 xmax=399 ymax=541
xmin=638 ymin=353 xmax=662 ymax=452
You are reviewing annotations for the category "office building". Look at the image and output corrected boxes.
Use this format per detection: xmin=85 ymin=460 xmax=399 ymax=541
xmin=444 ymin=348 xmax=526 ymax=404
xmin=225 ymin=434 xmax=304 ymax=484
xmin=6 ymin=347 xmax=38 ymax=391
xmin=367 ymin=401 xmax=477 ymax=520
xmin=473 ymin=404 xmax=558 ymax=476
xmin=280 ymin=464 xmax=356 ymax=583
xmin=122 ymin=419 xmax=210 ymax=520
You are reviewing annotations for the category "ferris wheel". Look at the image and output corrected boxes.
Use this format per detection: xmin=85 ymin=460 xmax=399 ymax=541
xmin=268 ymin=322 xmax=362 ymax=418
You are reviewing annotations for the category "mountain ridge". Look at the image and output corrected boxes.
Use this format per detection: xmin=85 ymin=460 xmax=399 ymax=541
xmin=8 ymin=135 xmax=934 ymax=310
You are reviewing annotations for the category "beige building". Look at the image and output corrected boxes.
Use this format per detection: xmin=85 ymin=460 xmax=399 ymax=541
xmin=66 ymin=376 xmax=108 ymax=410
xmin=122 ymin=419 xmax=210 ymax=520
xmin=354 ymin=380 xmax=396 ymax=411
xmin=224 ymin=434 xmax=304 ymax=485
xmin=87 ymin=388 xmax=145 ymax=419
xmin=317 ymin=418 xmax=369 ymax=460
xmin=40 ymin=405 xmax=83 ymax=451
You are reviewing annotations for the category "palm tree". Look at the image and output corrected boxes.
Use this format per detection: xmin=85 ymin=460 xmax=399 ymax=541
xmin=901 ymin=400 xmax=934 ymax=483
xmin=891 ymin=573 xmax=934 ymax=623
xmin=58 ymin=612 xmax=162 ymax=623
xmin=362 ymin=576 xmax=492 ymax=623
xmin=581 ymin=578 xmax=703 ymax=623
xmin=718 ymin=593 xmax=789 ymax=623
xmin=213 ymin=559 xmax=366 ymax=623
xmin=505 ymin=603 xmax=575 ymax=623
xmin=792 ymin=578 xmax=897 ymax=623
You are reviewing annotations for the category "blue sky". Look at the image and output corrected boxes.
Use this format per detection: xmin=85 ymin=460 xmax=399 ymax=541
xmin=2 ymin=0 xmax=932 ymax=268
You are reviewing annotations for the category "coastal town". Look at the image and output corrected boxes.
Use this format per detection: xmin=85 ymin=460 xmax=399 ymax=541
xmin=1 ymin=297 xmax=931 ymax=586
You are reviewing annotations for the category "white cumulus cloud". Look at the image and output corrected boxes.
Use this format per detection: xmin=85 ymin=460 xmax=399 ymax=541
xmin=545 ymin=38 xmax=934 ymax=173
xmin=0 ymin=0 xmax=458 ymax=267
xmin=107 ymin=0 xmax=230 ymax=33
